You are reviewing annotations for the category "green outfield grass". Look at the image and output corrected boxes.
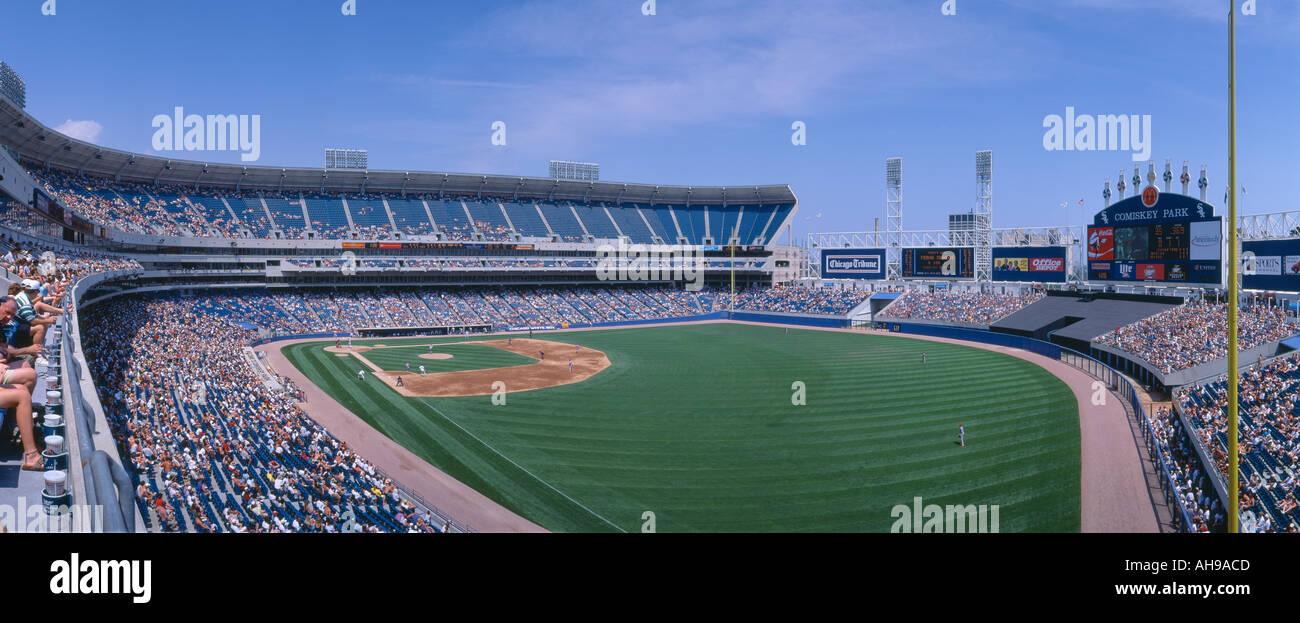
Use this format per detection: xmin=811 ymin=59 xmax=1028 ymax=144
xmin=283 ymin=323 xmax=1081 ymax=533
xmin=358 ymin=342 xmax=537 ymax=373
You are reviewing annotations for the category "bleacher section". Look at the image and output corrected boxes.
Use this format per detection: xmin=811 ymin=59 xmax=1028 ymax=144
xmin=427 ymin=199 xmax=473 ymax=240
xmin=607 ymin=203 xmax=655 ymax=243
xmin=503 ymin=201 xmax=550 ymax=238
xmin=641 ymin=204 xmax=678 ymax=243
xmin=464 ymin=200 xmax=513 ymax=241
xmin=348 ymin=196 xmax=394 ymax=239
xmin=572 ymin=203 xmax=620 ymax=240
xmin=387 ymin=198 xmax=434 ymax=237
xmin=538 ymin=202 xmax=586 ymax=242
xmin=302 ymin=195 xmax=351 ymax=239
xmin=16 ymin=164 xmax=796 ymax=244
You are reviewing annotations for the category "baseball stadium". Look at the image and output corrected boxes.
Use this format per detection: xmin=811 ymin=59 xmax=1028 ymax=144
xmin=0 ymin=2 xmax=1296 ymax=536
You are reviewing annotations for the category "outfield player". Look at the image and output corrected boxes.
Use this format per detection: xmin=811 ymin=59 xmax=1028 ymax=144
xmin=419 ymin=365 xmax=426 ymax=375
xmin=405 ymin=362 xmax=410 ymax=372
xmin=921 ymin=352 xmax=927 ymax=364
xmin=357 ymin=370 xmax=366 ymax=382
xmin=958 ymin=424 xmax=965 ymax=447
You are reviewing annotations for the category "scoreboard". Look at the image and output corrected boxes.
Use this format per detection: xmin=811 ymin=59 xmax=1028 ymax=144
xmin=902 ymin=247 xmax=973 ymax=279
xmin=1086 ymin=190 xmax=1222 ymax=285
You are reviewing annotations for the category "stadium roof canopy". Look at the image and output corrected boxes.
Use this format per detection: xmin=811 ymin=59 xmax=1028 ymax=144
xmin=0 ymin=95 xmax=795 ymax=206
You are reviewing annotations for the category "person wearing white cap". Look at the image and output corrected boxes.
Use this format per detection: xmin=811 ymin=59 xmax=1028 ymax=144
xmin=13 ymin=279 xmax=54 ymax=367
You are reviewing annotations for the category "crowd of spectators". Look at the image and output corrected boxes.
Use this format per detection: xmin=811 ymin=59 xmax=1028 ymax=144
xmin=1147 ymin=405 xmax=1226 ymax=532
xmin=82 ymin=295 xmax=443 ymax=533
xmin=1177 ymin=353 xmax=1300 ymax=532
xmin=878 ymin=291 xmax=1044 ymax=325
xmin=1095 ymin=302 xmax=1299 ymax=373
xmin=732 ymin=286 xmax=871 ymax=315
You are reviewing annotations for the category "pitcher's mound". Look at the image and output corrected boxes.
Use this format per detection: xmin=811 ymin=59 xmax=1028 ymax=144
xmin=419 ymin=353 xmax=454 ymax=360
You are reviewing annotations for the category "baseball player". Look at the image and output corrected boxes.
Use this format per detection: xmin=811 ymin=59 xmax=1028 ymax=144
xmin=428 ymin=344 xmax=433 ymax=354
xmin=347 ymin=336 xmax=353 ymax=349
xmin=405 ymin=362 xmax=411 ymax=372
xmin=958 ymin=424 xmax=965 ymax=448
xmin=575 ymin=344 xmax=579 ymax=353
xmin=357 ymin=370 xmax=366 ymax=382
xmin=419 ymin=365 xmax=426 ymax=375
xmin=568 ymin=359 xmax=573 ymax=374
xmin=540 ymin=350 xmax=545 ymax=361
xmin=396 ymin=376 xmax=404 ymax=388
xmin=921 ymin=352 xmax=927 ymax=364
xmin=508 ymin=337 xmax=513 ymax=346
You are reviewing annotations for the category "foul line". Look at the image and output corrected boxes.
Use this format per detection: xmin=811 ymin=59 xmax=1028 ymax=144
xmin=420 ymin=400 xmax=628 ymax=533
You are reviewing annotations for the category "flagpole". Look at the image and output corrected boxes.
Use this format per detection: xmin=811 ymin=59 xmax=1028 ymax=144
xmin=1227 ymin=0 xmax=1241 ymax=534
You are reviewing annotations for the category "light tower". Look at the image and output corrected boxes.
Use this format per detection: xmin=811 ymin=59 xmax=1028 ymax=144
xmin=1163 ymin=159 xmax=1173 ymax=192
xmin=886 ymin=158 xmax=903 ymax=280
xmin=974 ymin=150 xmax=993 ymax=282
xmin=1181 ymin=160 xmax=1191 ymax=195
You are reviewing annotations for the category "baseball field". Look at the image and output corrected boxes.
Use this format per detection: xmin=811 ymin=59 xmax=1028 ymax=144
xmin=281 ymin=322 xmax=1081 ymax=532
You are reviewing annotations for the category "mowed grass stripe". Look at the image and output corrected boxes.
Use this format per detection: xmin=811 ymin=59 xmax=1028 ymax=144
xmin=285 ymin=342 xmax=623 ymax=531
xmin=283 ymin=323 xmax=1080 ymax=532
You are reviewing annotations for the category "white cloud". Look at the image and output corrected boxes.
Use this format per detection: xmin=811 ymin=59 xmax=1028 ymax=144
xmin=374 ymin=0 xmax=1050 ymax=162
xmin=54 ymin=119 xmax=104 ymax=142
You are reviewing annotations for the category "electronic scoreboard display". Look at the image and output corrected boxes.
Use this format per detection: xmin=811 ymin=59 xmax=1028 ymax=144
xmin=1086 ymin=190 xmax=1222 ymax=284
xmin=901 ymin=247 xmax=973 ymax=279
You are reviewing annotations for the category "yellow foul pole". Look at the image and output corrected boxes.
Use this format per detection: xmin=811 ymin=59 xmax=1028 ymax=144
xmin=1227 ymin=0 xmax=1240 ymax=533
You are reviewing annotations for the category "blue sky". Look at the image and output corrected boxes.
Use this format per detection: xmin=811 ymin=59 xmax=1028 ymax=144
xmin=2 ymin=0 xmax=1297 ymax=243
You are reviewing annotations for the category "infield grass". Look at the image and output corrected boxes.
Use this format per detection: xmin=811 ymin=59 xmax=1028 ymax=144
xmin=282 ymin=323 xmax=1081 ymax=533
xmin=359 ymin=342 xmax=536 ymax=373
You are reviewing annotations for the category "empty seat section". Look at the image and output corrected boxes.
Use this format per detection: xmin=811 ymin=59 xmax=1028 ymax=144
xmin=573 ymin=203 xmax=620 ymax=239
xmin=642 ymin=204 xmax=677 ymax=242
xmin=607 ymin=204 xmax=655 ymax=243
xmin=503 ymin=202 xmax=549 ymax=238
xmin=715 ymin=206 xmax=741 ymax=243
xmin=538 ymin=202 xmax=586 ymax=242
xmin=734 ymin=205 xmax=766 ymax=245
xmin=758 ymin=203 xmax=794 ymax=243
xmin=677 ymin=206 xmax=707 ymax=244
